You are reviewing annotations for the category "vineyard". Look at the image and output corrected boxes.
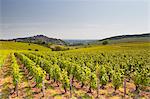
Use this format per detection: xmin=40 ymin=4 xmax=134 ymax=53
xmin=0 ymin=42 xmax=150 ymax=98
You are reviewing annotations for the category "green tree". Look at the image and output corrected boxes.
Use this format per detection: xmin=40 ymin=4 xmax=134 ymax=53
xmin=102 ymin=40 xmax=108 ymax=45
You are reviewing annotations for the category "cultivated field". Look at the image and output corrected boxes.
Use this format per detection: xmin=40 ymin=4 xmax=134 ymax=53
xmin=0 ymin=42 xmax=150 ymax=99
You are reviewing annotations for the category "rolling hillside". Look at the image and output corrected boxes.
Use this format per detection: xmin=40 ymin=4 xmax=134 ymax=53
xmin=0 ymin=35 xmax=67 ymax=46
xmin=0 ymin=41 xmax=51 ymax=51
xmin=91 ymin=33 xmax=150 ymax=45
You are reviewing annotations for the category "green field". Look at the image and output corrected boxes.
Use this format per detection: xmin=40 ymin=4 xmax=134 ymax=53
xmin=68 ymin=42 xmax=150 ymax=52
xmin=0 ymin=41 xmax=150 ymax=98
xmin=0 ymin=41 xmax=51 ymax=51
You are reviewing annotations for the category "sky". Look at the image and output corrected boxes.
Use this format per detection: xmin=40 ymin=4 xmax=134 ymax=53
xmin=0 ymin=0 xmax=150 ymax=39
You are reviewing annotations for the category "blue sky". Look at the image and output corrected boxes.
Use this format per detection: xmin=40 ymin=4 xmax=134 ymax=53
xmin=0 ymin=0 xmax=150 ymax=39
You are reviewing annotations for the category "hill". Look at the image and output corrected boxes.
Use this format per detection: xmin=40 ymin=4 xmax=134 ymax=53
xmin=0 ymin=41 xmax=51 ymax=51
xmin=64 ymin=39 xmax=94 ymax=46
xmin=0 ymin=35 xmax=67 ymax=46
xmin=90 ymin=33 xmax=150 ymax=45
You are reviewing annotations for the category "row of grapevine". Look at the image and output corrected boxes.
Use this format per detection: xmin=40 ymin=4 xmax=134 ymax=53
xmin=22 ymin=52 xmax=119 ymax=97
xmin=19 ymin=49 xmax=150 ymax=98
xmin=11 ymin=53 xmax=22 ymax=96
xmin=15 ymin=53 xmax=46 ymax=96
xmin=22 ymin=52 xmax=71 ymax=94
